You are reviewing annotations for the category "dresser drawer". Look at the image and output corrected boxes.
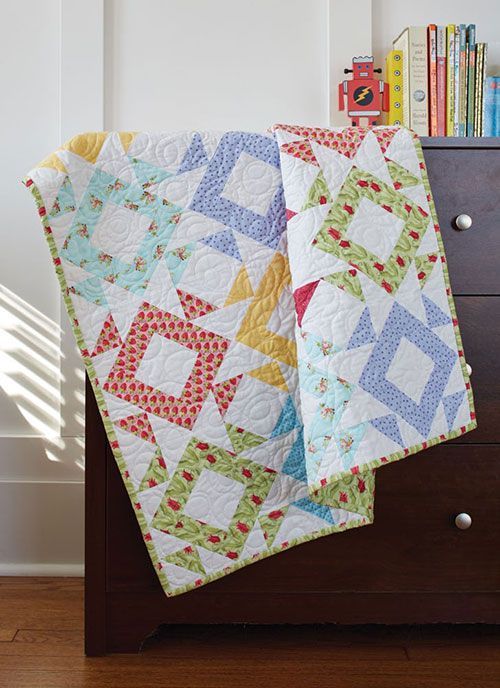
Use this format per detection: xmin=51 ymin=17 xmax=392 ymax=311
xmin=423 ymin=148 xmax=500 ymax=295
xmin=453 ymin=297 xmax=500 ymax=443
xmin=210 ymin=444 xmax=500 ymax=595
xmin=106 ymin=442 xmax=500 ymax=596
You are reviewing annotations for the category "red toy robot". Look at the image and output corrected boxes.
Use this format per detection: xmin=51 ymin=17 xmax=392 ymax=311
xmin=339 ymin=56 xmax=389 ymax=126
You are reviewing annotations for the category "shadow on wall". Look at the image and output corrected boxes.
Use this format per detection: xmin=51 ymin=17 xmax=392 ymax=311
xmin=0 ymin=283 xmax=84 ymax=470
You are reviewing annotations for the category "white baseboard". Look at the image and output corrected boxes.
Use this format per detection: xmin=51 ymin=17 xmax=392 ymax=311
xmin=0 ymin=482 xmax=84 ymax=574
xmin=0 ymin=563 xmax=84 ymax=576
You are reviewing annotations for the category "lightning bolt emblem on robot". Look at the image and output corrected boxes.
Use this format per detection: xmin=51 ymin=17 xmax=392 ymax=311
xmin=355 ymin=86 xmax=371 ymax=103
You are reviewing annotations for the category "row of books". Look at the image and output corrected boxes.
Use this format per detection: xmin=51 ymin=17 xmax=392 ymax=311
xmin=385 ymin=25 xmax=498 ymax=136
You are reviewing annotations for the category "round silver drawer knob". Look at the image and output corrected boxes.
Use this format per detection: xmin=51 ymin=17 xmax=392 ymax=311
xmin=454 ymin=214 xmax=472 ymax=231
xmin=466 ymin=363 xmax=472 ymax=376
xmin=455 ymin=512 xmax=472 ymax=530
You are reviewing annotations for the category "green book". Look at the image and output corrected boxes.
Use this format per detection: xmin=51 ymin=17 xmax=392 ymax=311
xmin=466 ymin=24 xmax=476 ymax=136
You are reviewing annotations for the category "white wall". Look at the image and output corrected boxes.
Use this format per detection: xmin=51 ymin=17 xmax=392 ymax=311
xmin=104 ymin=0 xmax=330 ymax=131
xmin=0 ymin=0 xmax=84 ymax=575
xmin=2 ymin=0 xmax=499 ymax=574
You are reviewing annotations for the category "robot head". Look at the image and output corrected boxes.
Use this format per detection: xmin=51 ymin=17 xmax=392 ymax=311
xmin=351 ymin=56 xmax=375 ymax=79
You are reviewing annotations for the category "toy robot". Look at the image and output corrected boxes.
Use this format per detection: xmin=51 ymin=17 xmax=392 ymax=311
xmin=339 ymin=56 xmax=389 ymax=126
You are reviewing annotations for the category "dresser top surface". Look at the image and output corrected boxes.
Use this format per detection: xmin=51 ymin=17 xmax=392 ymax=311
xmin=420 ymin=137 xmax=500 ymax=149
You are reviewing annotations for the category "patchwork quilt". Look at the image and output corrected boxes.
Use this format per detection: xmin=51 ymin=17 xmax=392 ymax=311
xmin=25 ymin=126 xmax=476 ymax=596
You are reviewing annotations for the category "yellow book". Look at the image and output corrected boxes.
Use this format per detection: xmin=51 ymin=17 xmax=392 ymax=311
xmin=385 ymin=50 xmax=403 ymax=125
xmin=446 ymin=24 xmax=455 ymax=136
xmin=393 ymin=27 xmax=428 ymax=135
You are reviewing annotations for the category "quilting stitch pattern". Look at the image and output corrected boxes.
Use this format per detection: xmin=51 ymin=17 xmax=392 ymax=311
xmin=25 ymin=126 xmax=476 ymax=596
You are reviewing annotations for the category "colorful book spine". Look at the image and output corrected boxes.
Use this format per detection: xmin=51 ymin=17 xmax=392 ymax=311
xmin=484 ymin=77 xmax=499 ymax=137
xmin=458 ymin=24 xmax=467 ymax=136
xmin=428 ymin=25 xmax=438 ymax=136
xmin=454 ymin=25 xmax=461 ymax=135
xmin=466 ymin=25 xmax=476 ymax=136
xmin=385 ymin=50 xmax=404 ymax=125
xmin=446 ymin=25 xmax=456 ymax=136
xmin=436 ymin=26 xmax=446 ymax=136
xmin=465 ymin=42 xmax=469 ymax=134
xmin=480 ymin=43 xmax=488 ymax=136
xmin=474 ymin=43 xmax=483 ymax=136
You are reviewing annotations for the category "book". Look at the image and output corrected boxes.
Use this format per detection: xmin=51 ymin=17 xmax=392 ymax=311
xmin=393 ymin=26 xmax=429 ymax=135
xmin=385 ymin=50 xmax=404 ymax=125
xmin=458 ymin=25 xmax=467 ymax=136
xmin=474 ymin=43 xmax=483 ymax=136
xmin=484 ymin=76 xmax=500 ymax=137
xmin=428 ymin=25 xmax=438 ymax=135
xmin=466 ymin=25 xmax=476 ymax=136
xmin=479 ymin=43 xmax=488 ymax=136
xmin=436 ymin=26 xmax=447 ymax=136
xmin=474 ymin=44 xmax=479 ymax=136
xmin=454 ymin=25 xmax=461 ymax=135
xmin=446 ymin=25 xmax=456 ymax=136
xmin=465 ymin=42 xmax=469 ymax=133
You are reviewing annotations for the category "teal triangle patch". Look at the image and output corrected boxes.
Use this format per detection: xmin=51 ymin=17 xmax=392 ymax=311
xmin=271 ymin=396 xmax=299 ymax=438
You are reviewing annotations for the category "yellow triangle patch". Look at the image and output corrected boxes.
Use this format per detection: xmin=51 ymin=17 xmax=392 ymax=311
xmin=63 ymin=132 xmax=109 ymax=164
xmin=224 ymin=265 xmax=254 ymax=307
xmin=37 ymin=151 xmax=67 ymax=174
xmin=118 ymin=131 xmax=137 ymax=154
xmin=247 ymin=361 xmax=288 ymax=392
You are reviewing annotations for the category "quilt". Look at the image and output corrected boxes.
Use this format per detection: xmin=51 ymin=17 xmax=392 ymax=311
xmin=25 ymin=126 xmax=476 ymax=597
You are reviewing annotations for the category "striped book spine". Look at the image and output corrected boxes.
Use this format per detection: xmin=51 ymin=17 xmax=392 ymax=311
xmin=454 ymin=25 xmax=461 ymax=135
xmin=446 ymin=25 xmax=455 ymax=136
xmin=466 ymin=24 xmax=476 ymax=136
xmin=458 ymin=25 xmax=467 ymax=136
xmin=436 ymin=26 xmax=446 ymax=136
xmin=428 ymin=25 xmax=438 ymax=136
xmin=479 ymin=43 xmax=489 ymax=136
xmin=474 ymin=43 xmax=483 ymax=136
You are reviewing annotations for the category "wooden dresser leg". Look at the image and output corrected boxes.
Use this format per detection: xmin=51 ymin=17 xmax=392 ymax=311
xmin=106 ymin=613 xmax=163 ymax=654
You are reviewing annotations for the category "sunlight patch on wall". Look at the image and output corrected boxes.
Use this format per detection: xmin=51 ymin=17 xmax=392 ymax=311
xmin=0 ymin=284 xmax=61 ymax=437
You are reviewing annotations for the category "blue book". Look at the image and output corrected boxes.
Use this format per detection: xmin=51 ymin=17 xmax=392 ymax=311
xmin=484 ymin=77 xmax=500 ymax=137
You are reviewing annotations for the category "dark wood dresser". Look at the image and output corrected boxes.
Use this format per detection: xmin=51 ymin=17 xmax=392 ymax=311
xmin=85 ymin=138 xmax=500 ymax=655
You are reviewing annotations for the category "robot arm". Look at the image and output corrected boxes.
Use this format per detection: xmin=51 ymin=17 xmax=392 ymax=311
xmin=380 ymin=81 xmax=390 ymax=113
xmin=338 ymin=81 xmax=346 ymax=111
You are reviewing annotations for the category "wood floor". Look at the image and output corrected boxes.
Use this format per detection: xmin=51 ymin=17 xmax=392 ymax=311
xmin=0 ymin=578 xmax=499 ymax=687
